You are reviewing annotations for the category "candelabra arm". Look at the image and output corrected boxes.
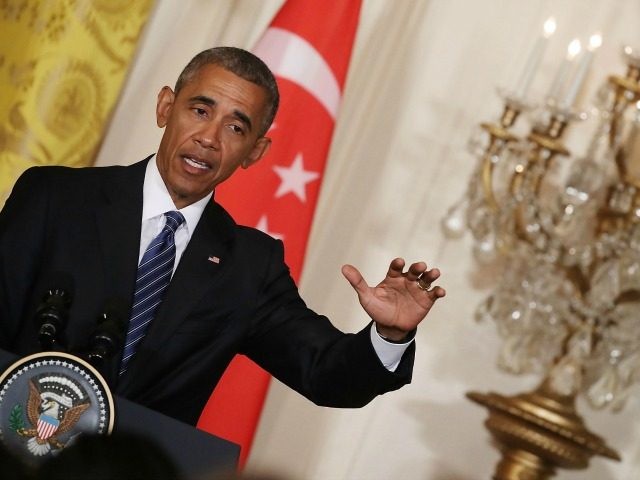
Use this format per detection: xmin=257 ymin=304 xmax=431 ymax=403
xmin=480 ymin=122 xmax=519 ymax=211
xmin=607 ymin=64 xmax=640 ymax=150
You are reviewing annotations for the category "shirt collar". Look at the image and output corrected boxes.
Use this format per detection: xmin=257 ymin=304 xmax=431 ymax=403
xmin=142 ymin=155 xmax=212 ymax=234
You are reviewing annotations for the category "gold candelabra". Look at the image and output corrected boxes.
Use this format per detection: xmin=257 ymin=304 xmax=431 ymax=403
xmin=442 ymin=44 xmax=640 ymax=479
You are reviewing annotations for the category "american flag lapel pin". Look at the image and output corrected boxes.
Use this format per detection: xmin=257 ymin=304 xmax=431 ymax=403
xmin=208 ymin=255 xmax=220 ymax=264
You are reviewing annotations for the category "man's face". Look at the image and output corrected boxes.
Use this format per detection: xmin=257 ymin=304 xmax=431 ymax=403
xmin=155 ymin=64 xmax=271 ymax=209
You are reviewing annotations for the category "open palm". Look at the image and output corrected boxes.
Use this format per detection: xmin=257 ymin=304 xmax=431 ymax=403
xmin=342 ymin=258 xmax=445 ymax=342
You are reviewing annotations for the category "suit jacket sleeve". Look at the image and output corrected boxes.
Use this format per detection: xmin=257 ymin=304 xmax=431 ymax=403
xmin=242 ymin=235 xmax=414 ymax=408
xmin=0 ymin=167 xmax=49 ymax=349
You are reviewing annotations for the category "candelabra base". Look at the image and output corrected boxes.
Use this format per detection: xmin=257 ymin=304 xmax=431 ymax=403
xmin=467 ymin=381 xmax=620 ymax=480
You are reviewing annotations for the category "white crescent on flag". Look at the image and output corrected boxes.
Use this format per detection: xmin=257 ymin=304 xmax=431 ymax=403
xmin=254 ymin=27 xmax=342 ymax=120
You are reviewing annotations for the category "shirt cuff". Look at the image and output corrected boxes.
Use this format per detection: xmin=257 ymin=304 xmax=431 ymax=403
xmin=369 ymin=323 xmax=414 ymax=372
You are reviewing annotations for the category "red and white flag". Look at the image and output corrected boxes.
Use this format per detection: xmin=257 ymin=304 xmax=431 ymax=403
xmin=196 ymin=0 xmax=363 ymax=467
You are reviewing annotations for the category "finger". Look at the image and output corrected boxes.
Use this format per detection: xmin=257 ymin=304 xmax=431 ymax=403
xmin=416 ymin=267 xmax=445 ymax=295
xmin=341 ymin=264 xmax=369 ymax=295
xmin=430 ymin=286 xmax=446 ymax=299
xmin=419 ymin=267 xmax=441 ymax=285
xmin=406 ymin=261 xmax=427 ymax=281
xmin=386 ymin=257 xmax=406 ymax=278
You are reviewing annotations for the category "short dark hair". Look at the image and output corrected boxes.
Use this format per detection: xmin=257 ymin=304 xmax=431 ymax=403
xmin=175 ymin=47 xmax=279 ymax=136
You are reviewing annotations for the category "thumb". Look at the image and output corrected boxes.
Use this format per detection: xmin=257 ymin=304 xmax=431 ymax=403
xmin=341 ymin=264 xmax=368 ymax=295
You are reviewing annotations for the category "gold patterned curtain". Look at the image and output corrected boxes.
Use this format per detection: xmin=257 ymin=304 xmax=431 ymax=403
xmin=0 ymin=0 xmax=154 ymax=204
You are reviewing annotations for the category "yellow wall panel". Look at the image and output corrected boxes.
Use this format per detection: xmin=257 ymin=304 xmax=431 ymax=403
xmin=0 ymin=0 xmax=154 ymax=203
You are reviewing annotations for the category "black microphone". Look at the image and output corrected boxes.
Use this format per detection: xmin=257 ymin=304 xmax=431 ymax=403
xmin=34 ymin=272 xmax=74 ymax=351
xmin=85 ymin=298 xmax=128 ymax=371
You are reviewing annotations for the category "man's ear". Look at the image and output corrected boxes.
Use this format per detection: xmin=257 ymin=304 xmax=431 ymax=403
xmin=156 ymin=86 xmax=175 ymax=128
xmin=241 ymin=137 xmax=272 ymax=169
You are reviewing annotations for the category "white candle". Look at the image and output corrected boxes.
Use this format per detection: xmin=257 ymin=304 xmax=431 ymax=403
xmin=547 ymin=39 xmax=581 ymax=101
xmin=515 ymin=17 xmax=556 ymax=98
xmin=562 ymin=33 xmax=602 ymax=108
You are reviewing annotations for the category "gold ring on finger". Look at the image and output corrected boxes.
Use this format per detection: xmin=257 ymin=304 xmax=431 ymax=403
xmin=417 ymin=277 xmax=431 ymax=291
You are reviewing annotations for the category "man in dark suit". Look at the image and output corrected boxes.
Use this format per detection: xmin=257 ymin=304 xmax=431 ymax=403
xmin=0 ymin=47 xmax=445 ymax=425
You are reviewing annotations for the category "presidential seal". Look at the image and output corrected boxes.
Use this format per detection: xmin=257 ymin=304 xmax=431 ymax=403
xmin=0 ymin=352 xmax=114 ymax=463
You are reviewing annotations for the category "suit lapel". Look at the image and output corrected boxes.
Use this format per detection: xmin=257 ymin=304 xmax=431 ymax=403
xmin=94 ymin=160 xmax=147 ymax=305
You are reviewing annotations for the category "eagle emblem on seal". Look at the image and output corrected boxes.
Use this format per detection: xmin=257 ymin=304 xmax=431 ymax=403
xmin=17 ymin=374 xmax=90 ymax=456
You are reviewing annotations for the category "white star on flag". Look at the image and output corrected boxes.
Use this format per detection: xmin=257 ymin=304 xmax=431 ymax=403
xmin=256 ymin=215 xmax=284 ymax=241
xmin=273 ymin=153 xmax=320 ymax=202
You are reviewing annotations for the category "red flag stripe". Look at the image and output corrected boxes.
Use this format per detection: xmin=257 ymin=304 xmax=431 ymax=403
xmin=197 ymin=0 xmax=363 ymax=468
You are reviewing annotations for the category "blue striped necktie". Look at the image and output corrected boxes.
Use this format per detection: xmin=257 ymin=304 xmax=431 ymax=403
xmin=119 ymin=211 xmax=185 ymax=375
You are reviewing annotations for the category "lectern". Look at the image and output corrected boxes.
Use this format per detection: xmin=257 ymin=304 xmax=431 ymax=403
xmin=0 ymin=349 xmax=239 ymax=478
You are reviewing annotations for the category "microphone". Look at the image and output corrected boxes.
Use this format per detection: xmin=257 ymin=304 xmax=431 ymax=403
xmin=85 ymin=298 xmax=128 ymax=370
xmin=34 ymin=272 xmax=74 ymax=351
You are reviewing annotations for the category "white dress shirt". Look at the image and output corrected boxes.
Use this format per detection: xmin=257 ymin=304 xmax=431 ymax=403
xmin=138 ymin=156 xmax=210 ymax=269
xmin=139 ymin=156 xmax=412 ymax=372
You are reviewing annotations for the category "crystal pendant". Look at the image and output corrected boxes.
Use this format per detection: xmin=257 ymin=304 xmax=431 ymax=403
xmin=467 ymin=203 xmax=493 ymax=240
xmin=608 ymin=183 xmax=636 ymax=214
xmin=548 ymin=355 xmax=582 ymax=396
xmin=593 ymin=81 xmax=615 ymax=112
xmin=567 ymin=325 xmax=593 ymax=358
xmin=608 ymin=353 xmax=640 ymax=412
xmin=473 ymin=235 xmax=497 ymax=264
xmin=630 ymin=224 xmax=640 ymax=251
xmin=467 ymin=124 xmax=489 ymax=156
xmin=588 ymin=259 xmax=620 ymax=310
xmin=441 ymin=198 xmax=468 ymax=239
xmin=498 ymin=336 xmax=528 ymax=374
xmin=608 ymin=387 xmax=631 ymax=413
xmin=564 ymin=158 xmax=603 ymax=206
xmin=474 ymin=295 xmax=494 ymax=323
xmin=618 ymin=251 xmax=640 ymax=292
xmin=586 ymin=366 xmax=618 ymax=409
